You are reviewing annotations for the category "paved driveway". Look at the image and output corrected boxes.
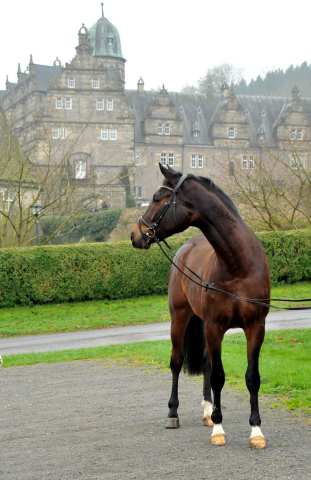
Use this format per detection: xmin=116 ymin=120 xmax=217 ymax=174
xmin=0 ymin=309 xmax=310 ymax=355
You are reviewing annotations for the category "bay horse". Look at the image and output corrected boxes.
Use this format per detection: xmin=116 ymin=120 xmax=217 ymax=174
xmin=131 ymin=164 xmax=270 ymax=449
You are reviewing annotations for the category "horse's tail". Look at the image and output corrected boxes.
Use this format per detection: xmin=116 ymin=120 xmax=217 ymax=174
xmin=182 ymin=315 xmax=206 ymax=375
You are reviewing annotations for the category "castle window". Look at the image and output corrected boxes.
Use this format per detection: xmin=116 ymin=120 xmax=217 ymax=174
xmin=55 ymin=97 xmax=62 ymax=109
xmin=96 ymin=99 xmax=104 ymax=110
xmin=298 ymin=129 xmax=303 ymax=140
xmin=291 ymin=156 xmax=298 ymax=169
xmin=92 ymin=78 xmax=99 ymax=88
xmin=198 ymin=155 xmax=203 ymax=168
xmin=135 ymin=153 xmax=141 ymax=165
xmin=107 ymin=98 xmax=114 ymax=111
xmin=249 ymin=156 xmax=254 ymax=169
xmin=0 ymin=191 xmax=15 ymax=211
xmin=168 ymin=153 xmax=174 ymax=167
xmin=75 ymin=160 xmax=87 ymax=179
xmin=191 ymin=154 xmax=196 ymax=168
xmin=65 ymin=97 xmax=72 ymax=109
xmin=137 ymin=186 xmax=142 ymax=199
xmin=291 ymin=128 xmax=296 ymax=140
xmin=242 ymin=156 xmax=248 ymax=169
xmin=101 ymin=128 xmax=108 ymax=140
xmin=161 ymin=153 xmax=167 ymax=165
xmin=110 ymin=128 xmax=117 ymax=140
xmin=68 ymin=77 xmax=75 ymax=88
xmin=229 ymin=127 xmax=235 ymax=138
xmin=158 ymin=123 xmax=163 ymax=135
xmin=60 ymin=127 xmax=67 ymax=139
xmin=52 ymin=127 xmax=59 ymax=139
xmin=229 ymin=161 xmax=234 ymax=176
xmin=164 ymin=124 xmax=170 ymax=135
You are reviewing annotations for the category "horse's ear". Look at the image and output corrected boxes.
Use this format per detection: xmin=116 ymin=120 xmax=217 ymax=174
xmin=159 ymin=163 xmax=180 ymax=185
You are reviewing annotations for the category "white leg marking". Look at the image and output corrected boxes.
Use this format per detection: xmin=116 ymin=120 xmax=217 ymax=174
xmin=201 ymin=399 xmax=212 ymax=417
xmin=0 ymin=355 xmax=2 ymax=367
xmin=212 ymin=424 xmax=225 ymax=436
xmin=250 ymin=426 xmax=264 ymax=438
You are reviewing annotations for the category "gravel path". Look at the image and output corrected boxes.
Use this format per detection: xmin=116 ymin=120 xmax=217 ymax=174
xmin=1 ymin=361 xmax=310 ymax=479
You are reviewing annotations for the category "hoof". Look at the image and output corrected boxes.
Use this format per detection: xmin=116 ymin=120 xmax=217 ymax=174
xmin=203 ymin=416 xmax=214 ymax=427
xmin=165 ymin=417 xmax=180 ymax=429
xmin=211 ymin=433 xmax=226 ymax=446
xmin=250 ymin=435 xmax=266 ymax=449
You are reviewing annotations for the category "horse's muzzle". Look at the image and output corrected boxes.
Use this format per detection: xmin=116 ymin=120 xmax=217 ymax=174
xmin=130 ymin=228 xmax=151 ymax=249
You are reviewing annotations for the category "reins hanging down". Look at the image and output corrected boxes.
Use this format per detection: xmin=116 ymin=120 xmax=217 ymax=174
xmin=137 ymin=174 xmax=311 ymax=311
xmin=156 ymin=237 xmax=311 ymax=311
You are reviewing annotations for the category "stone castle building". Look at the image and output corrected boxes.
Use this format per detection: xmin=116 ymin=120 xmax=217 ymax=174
xmin=1 ymin=11 xmax=311 ymax=209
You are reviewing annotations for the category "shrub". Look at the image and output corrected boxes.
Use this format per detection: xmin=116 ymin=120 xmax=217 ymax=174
xmin=0 ymin=230 xmax=310 ymax=307
xmin=41 ymin=209 xmax=122 ymax=245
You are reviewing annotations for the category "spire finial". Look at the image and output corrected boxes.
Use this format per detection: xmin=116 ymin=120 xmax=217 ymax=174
xmin=101 ymin=2 xmax=104 ymax=17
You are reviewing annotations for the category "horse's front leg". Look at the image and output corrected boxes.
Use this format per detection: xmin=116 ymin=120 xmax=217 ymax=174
xmin=165 ymin=311 xmax=190 ymax=429
xmin=201 ymin=347 xmax=214 ymax=427
xmin=206 ymin=327 xmax=226 ymax=445
xmin=245 ymin=322 xmax=266 ymax=449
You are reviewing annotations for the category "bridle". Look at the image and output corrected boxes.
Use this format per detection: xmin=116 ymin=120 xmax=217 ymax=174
xmin=136 ymin=174 xmax=311 ymax=311
xmin=137 ymin=174 xmax=188 ymax=245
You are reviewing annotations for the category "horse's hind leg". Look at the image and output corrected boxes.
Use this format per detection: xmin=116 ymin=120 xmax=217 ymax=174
xmin=201 ymin=347 xmax=213 ymax=427
xmin=245 ymin=322 xmax=266 ymax=449
xmin=165 ymin=307 xmax=192 ymax=429
xmin=206 ymin=326 xmax=226 ymax=445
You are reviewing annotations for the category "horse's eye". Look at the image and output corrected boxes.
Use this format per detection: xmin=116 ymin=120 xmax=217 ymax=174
xmin=153 ymin=195 xmax=160 ymax=204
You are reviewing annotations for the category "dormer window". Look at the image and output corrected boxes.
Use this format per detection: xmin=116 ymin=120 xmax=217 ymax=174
xmin=244 ymin=109 xmax=249 ymax=115
xmin=179 ymin=106 xmax=184 ymax=113
xmin=68 ymin=77 xmax=75 ymax=88
xmin=108 ymin=38 xmax=114 ymax=45
xmin=92 ymin=78 xmax=99 ymax=89
xmin=258 ymin=126 xmax=265 ymax=140
xmin=192 ymin=122 xmax=200 ymax=138
xmin=261 ymin=109 xmax=266 ymax=117
xmin=229 ymin=127 xmax=235 ymax=139
xmin=197 ymin=106 xmax=202 ymax=114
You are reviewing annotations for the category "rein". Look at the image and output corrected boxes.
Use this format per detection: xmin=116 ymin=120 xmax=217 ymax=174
xmin=137 ymin=174 xmax=311 ymax=311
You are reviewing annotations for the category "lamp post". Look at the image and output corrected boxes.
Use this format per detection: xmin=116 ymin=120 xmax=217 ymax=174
xmin=31 ymin=203 xmax=42 ymax=245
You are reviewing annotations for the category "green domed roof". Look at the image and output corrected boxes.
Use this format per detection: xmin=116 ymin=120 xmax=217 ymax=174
xmin=89 ymin=16 xmax=124 ymax=59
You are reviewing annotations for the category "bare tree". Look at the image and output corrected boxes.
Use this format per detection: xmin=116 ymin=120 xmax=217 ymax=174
xmin=197 ymin=63 xmax=244 ymax=96
xmin=0 ymin=121 xmax=134 ymax=247
xmin=218 ymin=139 xmax=311 ymax=231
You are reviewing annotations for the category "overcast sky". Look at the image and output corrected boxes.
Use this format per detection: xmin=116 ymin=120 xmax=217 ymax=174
xmin=1 ymin=0 xmax=310 ymax=93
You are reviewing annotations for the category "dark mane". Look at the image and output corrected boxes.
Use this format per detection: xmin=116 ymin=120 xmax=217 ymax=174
xmin=163 ymin=173 xmax=240 ymax=218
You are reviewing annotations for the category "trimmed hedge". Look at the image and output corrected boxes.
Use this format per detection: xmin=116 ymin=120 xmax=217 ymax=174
xmin=0 ymin=230 xmax=310 ymax=307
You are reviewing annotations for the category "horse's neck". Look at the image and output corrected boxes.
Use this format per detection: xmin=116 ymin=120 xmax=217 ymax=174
xmin=192 ymin=195 xmax=254 ymax=277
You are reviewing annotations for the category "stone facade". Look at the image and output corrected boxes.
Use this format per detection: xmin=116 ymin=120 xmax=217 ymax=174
xmin=1 ymin=13 xmax=311 ymax=208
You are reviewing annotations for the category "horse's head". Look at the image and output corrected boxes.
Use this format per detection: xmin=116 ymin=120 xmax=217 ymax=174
xmin=131 ymin=164 xmax=191 ymax=249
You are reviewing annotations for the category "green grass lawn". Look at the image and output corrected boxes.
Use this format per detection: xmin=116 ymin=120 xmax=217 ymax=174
xmin=2 ymin=329 xmax=311 ymax=415
xmin=0 ymin=281 xmax=310 ymax=338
